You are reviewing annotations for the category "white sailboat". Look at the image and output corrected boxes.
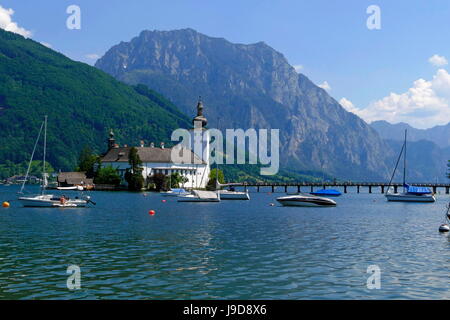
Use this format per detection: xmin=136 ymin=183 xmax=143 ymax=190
xmin=385 ymin=129 xmax=435 ymax=202
xmin=18 ymin=116 xmax=94 ymax=207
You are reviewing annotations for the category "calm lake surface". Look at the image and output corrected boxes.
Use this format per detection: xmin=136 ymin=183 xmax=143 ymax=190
xmin=0 ymin=185 xmax=449 ymax=299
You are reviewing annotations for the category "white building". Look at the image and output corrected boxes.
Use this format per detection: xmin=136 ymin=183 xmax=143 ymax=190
xmin=100 ymin=99 xmax=210 ymax=189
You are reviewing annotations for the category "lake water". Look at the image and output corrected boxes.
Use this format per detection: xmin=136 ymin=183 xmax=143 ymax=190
xmin=0 ymin=185 xmax=449 ymax=300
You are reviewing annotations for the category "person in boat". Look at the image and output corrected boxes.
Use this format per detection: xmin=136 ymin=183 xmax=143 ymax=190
xmin=60 ymin=195 xmax=67 ymax=205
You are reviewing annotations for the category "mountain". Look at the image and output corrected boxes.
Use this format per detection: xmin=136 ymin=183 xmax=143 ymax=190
xmin=0 ymin=29 xmax=191 ymax=171
xmin=96 ymin=28 xmax=394 ymax=180
xmin=371 ymin=120 xmax=450 ymax=149
xmin=384 ymin=139 xmax=450 ymax=183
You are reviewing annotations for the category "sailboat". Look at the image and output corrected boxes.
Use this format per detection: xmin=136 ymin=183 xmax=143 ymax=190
xmin=385 ymin=129 xmax=435 ymax=202
xmin=18 ymin=116 xmax=94 ymax=207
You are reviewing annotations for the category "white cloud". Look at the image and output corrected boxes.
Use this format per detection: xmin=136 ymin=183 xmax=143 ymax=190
xmin=339 ymin=97 xmax=359 ymax=114
xmin=348 ymin=69 xmax=450 ymax=129
xmin=0 ymin=6 xmax=31 ymax=38
xmin=293 ymin=65 xmax=303 ymax=73
xmin=429 ymin=54 xmax=448 ymax=67
xmin=318 ymin=81 xmax=331 ymax=91
xmin=85 ymin=54 xmax=101 ymax=60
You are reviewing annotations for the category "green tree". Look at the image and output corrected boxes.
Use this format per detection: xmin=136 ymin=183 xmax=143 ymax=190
xmin=206 ymin=168 xmax=225 ymax=190
xmin=128 ymin=147 xmax=142 ymax=174
xmin=148 ymin=173 xmax=168 ymax=191
xmin=28 ymin=160 xmax=55 ymax=177
xmin=125 ymin=147 xmax=144 ymax=191
xmin=170 ymin=172 xmax=188 ymax=188
xmin=76 ymin=146 xmax=99 ymax=178
xmin=94 ymin=166 xmax=121 ymax=185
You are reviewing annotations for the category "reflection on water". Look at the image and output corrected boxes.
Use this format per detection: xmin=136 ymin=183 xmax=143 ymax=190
xmin=0 ymin=185 xmax=449 ymax=299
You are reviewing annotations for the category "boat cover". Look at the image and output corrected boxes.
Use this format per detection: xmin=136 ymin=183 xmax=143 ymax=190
xmin=311 ymin=189 xmax=342 ymax=196
xmin=404 ymin=184 xmax=432 ymax=195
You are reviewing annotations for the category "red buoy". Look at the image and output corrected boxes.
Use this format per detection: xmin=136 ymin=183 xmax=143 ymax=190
xmin=162 ymin=199 xmax=167 ymax=203
xmin=149 ymin=210 xmax=156 ymax=216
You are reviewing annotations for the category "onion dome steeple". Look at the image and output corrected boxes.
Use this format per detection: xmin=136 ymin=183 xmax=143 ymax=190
xmin=192 ymin=96 xmax=208 ymax=128
xmin=108 ymin=129 xmax=116 ymax=150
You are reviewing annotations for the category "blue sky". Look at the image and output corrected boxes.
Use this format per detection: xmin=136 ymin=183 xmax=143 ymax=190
xmin=2 ymin=0 xmax=450 ymax=129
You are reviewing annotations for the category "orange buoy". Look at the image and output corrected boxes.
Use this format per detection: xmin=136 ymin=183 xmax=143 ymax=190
xmin=149 ymin=210 xmax=156 ymax=216
xmin=2 ymin=201 xmax=10 ymax=208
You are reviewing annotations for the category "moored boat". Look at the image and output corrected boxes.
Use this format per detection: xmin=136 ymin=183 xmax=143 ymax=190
xmin=177 ymin=190 xmax=220 ymax=202
xmin=19 ymin=194 xmax=90 ymax=207
xmin=219 ymin=189 xmax=250 ymax=200
xmin=276 ymin=194 xmax=336 ymax=207
xmin=385 ymin=129 xmax=436 ymax=203
xmin=310 ymin=189 xmax=342 ymax=197
xmin=17 ymin=116 xmax=94 ymax=208
xmin=385 ymin=185 xmax=435 ymax=202
xmin=160 ymin=188 xmax=190 ymax=196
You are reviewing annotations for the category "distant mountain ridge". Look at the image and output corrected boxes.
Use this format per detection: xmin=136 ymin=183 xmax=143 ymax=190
xmin=96 ymin=28 xmax=396 ymax=180
xmin=0 ymin=29 xmax=191 ymax=170
xmin=371 ymin=120 xmax=450 ymax=149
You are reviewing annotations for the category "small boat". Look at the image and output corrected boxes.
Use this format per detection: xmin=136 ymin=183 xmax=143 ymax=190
xmin=57 ymin=186 xmax=84 ymax=191
xmin=310 ymin=189 xmax=342 ymax=197
xmin=385 ymin=129 xmax=436 ymax=203
xmin=276 ymin=194 xmax=337 ymax=207
xmin=385 ymin=185 xmax=435 ymax=202
xmin=219 ymin=187 xmax=250 ymax=200
xmin=17 ymin=116 xmax=94 ymax=208
xmin=177 ymin=190 xmax=220 ymax=202
xmin=160 ymin=188 xmax=190 ymax=196
xmin=19 ymin=194 xmax=91 ymax=207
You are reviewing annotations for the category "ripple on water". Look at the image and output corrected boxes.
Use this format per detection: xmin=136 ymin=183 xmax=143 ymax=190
xmin=0 ymin=187 xmax=449 ymax=299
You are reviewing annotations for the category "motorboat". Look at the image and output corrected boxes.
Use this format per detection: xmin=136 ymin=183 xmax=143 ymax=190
xmin=385 ymin=129 xmax=435 ymax=203
xmin=310 ymin=189 xmax=342 ymax=197
xmin=219 ymin=188 xmax=250 ymax=200
xmin=177 ymin=190 xmax=220 ymax=202
xmin=17 ymin=116 xmax=94 ymax=208
xmin=276 ymin=194 xmax=337 ymax=207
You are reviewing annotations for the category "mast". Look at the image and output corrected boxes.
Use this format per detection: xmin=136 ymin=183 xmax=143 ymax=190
xmin=403 ymin=129 xmax=407 ymax=191
xmin=19 ymin=120 xmax=44 ymax=194
xmin=42 ymin=115 xmax=47 ymax=194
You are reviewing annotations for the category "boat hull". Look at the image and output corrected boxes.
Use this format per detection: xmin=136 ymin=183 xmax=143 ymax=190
xmin=219 ymin=191 xmax=250 ymax=200
xmin=177 ymin=197 xmax=220 ymax=202
xmin=276 ymin=195 xmax=337 ymax=207
xmin=177 ymin=190 xmax=220 ymax=202
xmin=18 ymin=195 xmax=88 ymax=207
xmin=385 ymin=193 xmax=436 ymax=202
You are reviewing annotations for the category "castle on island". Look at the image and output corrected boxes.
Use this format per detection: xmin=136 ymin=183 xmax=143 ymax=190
xmin=100 ymin=99 xmax=211 ymax=189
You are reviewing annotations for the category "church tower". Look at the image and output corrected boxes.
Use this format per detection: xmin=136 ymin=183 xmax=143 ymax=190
xmin=189 ymin=97 xmax=210 ymax=166
xmin=108 ymin=129 xmax=116 ymax=150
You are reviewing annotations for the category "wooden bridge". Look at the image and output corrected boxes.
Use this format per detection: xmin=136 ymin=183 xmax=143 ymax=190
xmin=227 ymin=182 xmax=450 ymax=194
